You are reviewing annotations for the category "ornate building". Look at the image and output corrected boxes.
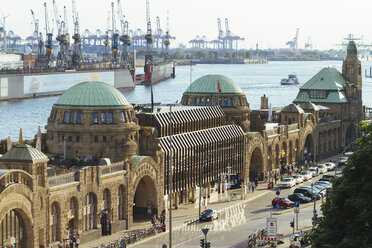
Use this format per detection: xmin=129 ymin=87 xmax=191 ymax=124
xmin=0 ymin=41 xmax=363 ymax=247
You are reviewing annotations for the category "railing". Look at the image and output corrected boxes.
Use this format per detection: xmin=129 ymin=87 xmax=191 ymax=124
xmin=101 ymin=162 xmax=125 ymax=175
xmin=49 ymin=173 xmax=76 ymax=187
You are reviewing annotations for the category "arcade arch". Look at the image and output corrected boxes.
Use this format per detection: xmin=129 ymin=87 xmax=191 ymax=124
xmin=304 ymin=134 xmax=314 ymax=162
xmin=68 ymin=197 xmax=78 ymax=234
xmin=0 ymin=209 xmax=28 ymax=248
xmin=50 ymin=202 xmax=60 ymax=242
xmin=118 ymin=185 xmax=126 ymax=220
xmin=346 ymin=124 xmax=356 ymax=145
xmin=133 ymin=175 xmax=158 ymax=222
xmin=249 ymin=147 xmax=264 ymax=181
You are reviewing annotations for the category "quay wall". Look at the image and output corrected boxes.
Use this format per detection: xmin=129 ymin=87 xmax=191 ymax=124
xmin=151 ymin=62 xmax=174 ymax=83
xmin=0 ymin=69 xmax=134 ymax=101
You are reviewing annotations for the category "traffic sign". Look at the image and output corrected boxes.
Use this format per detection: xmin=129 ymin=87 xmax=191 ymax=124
xmin=275 ymin=204 xmax=280 ymax=209
xmin=201 ymin=228 xmax=209 ymax=236
xmin=276 ymin=191 xmax=280 ymax=196
xmin=294 ymin=201 xmax=300 ymax=208
xmin=267 ymin=218 xmax=277 ymax=236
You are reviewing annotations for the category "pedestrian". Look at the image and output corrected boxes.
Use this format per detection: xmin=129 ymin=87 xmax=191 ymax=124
xmin=75 ymin=236 xmax=80 ymax=248
xmin=264 ymin=171 xmax=268 ymax=182
xmin=151 ymin=214 xmax=157 ymax=226
xmin=251 ymin=181 xmax=255 ymax=192
xmin=255 ymin=177 xmax=258 ymax=187
xmin=248 ymin=182 xmax=251 ymax=192
xmin=274 ymin=172 xmax=277 ymax=185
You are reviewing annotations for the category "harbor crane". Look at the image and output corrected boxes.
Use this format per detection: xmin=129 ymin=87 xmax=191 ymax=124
xmin=72 ymin=0 xmax=83 ymax=66
xmin=52 ymin=0 xmax=68 ymax=69
xmin=217 ymin=18 xmax=224 ymax=51
xmin=117 ymin=0 xmax=131 ymax=68
xmin=0 ymin=15 xmax=8 ymax=51
xmin=223 ymin=18 xmax=244 ymax=51
xmin=286 ymin=28 xmax=299 ymax=50
xmin=304 ymin=37 xmax=313 ymax=50
xmin=144 ymin=0 xmax=153 ymax=82
xmin=111 ymin=2 xmax=120 ymax=65
xmin=44 ymin=2 xmax=54 ymax=67
xmin=163 ymin=10 xmax=170 ymax=61
xmin=30 ymin=10 xmax=40 ymax=51
xmin=103 ymin=11 xmax=111 ymax=62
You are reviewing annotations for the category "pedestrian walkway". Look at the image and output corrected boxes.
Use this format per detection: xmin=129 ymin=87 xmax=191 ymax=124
xmin=82 ymin=154 xmax=342 ymax=247
xmin=81 ymin=183 xmax=270 ymax=247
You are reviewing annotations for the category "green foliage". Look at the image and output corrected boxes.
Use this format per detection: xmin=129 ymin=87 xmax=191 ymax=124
xmin=311 ymin=122 xmax=372 ymax=248
xmin=70 ymin=157 xmax=79 ymax=166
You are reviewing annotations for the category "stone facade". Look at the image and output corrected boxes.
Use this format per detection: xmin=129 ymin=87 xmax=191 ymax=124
xmin=0 ymin=42 xmax=364 ymax=247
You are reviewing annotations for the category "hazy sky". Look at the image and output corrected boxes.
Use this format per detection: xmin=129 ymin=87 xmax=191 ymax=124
xmin=1 ymin=0 xmax=371 ymax=50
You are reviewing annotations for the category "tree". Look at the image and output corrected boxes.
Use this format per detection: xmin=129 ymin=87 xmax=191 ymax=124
xmin=311 ymin=122 xmax=372 ymax=248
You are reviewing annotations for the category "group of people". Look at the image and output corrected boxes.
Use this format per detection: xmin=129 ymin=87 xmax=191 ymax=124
xmin=151 ymin=209 xmax=167 ymax=226
xmin=248 ymin=178 xmax=258 ymax=193
xmin=56 ymin=229 xmax=80 ymax=248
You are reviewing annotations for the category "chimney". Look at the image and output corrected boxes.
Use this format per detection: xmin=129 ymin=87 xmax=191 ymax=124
xmin=261 ymin=94 xmax=268 ymax=109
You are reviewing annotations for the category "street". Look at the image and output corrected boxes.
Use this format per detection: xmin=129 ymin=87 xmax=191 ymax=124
xmin=131 ymin=172 xmax=327 ymax=248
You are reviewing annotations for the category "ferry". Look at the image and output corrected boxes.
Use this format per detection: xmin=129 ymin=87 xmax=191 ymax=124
xmin=280 ymin=74 xmax=299 ymax=85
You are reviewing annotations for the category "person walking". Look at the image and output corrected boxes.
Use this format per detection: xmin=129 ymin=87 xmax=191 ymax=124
xmin=251 ymin=181 xmax=255 ymax=192
xmin=75 ymin=236 xmax=80 ymax=248
xmin=248 ymin=182 xmax=252 ymax=192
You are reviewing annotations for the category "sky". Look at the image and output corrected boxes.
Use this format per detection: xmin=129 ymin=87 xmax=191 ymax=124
xmin=1 ymin=0 xmax=372 ymax=50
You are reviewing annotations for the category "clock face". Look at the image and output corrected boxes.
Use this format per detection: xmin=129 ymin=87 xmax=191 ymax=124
xmin=347 ymin=64 xmax=354 ymax=74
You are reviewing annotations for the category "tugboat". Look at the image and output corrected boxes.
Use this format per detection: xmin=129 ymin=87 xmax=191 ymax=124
xmin=280 ymin=74 xmax=299 ymax=85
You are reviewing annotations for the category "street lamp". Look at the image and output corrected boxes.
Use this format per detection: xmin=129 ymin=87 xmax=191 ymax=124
xmin=311 ymin=184 xmax=326 ymax=230
xmin=167 ymin=103 xmax=174 ymax=248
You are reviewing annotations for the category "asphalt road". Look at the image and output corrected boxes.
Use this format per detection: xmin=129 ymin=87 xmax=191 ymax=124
xmin=130 ymin=171 xmax=335 ymax=248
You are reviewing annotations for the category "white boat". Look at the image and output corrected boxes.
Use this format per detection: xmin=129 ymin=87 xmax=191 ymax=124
xmin=280 ymin=74 xmax=299 ymax=85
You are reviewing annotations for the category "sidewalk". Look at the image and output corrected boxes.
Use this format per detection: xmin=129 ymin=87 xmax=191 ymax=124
xmin=81 ymin=182 xmax=271 ymax=248
xmin=82 ymin=154 xmax=342 ymax=247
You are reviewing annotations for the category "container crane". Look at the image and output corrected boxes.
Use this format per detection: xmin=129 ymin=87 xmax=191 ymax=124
xmin=286 ymin=28 xmax=299 ymax=51
xmin=144 ymin=0 xmax=153 ymax=82
xmin=44 ymin=2 xmax=54 ymax=66
xmin=71 ymin=0 xmax=83 ymax=66
xmin=0 ymin=16 xmax=8 ymax=51
xmin=111 ymin=2 xmax=120 ymax=65
xmin=64 ymin=6 xmax=71 ymax=49
xmin=217 ymin=18 xmax=224 ymax=51
xmin=117 ymin=0 xmax=131 ymax=68
xmin=53 ymin=0 xmax=68 ymax=69
xmin=163 ymin=10 xmax=170 ymax=61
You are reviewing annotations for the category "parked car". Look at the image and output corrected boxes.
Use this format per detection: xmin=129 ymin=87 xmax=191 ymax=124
xmin=344 ymin=151 xmax=354 ymax=157
xmin=319 ymin=177 xmax=332 ymax=183
xmin=288 ymin=193 xmax=312 ymax=203
xmin=339 ymin=157 xmax=348 ymax=166
xmin=199 ymin=209 xmax=218 ymax=221
xmin=292 ymin=175 xmax=304 ymax=184
xmin=281 ymin=178 xmax=296 ymax=188
xmin=300 ymin=171 xmax=312 ymax=181
xmin=294 ymin=188 xmax=318 ymax=200
xmin=317 ymin=164 xmax=327 ymax=174
xmin=308 ymin=167 xmax=318 ymax=177
xmin=324 ymin=162 xmax=336 ymax=171
xmin=315 ymin=181 xmax=332 ymax=189
xmin=323 ymin=174 xmax=335 ymax=179
xmin=272 ymin=197 xmax=294 ymax=208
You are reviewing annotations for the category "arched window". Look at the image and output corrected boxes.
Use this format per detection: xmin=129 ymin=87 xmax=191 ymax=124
xmin=229 ymin=98 xmax=233 ymax=106
xmin=224 ymin=97 xmax=228 ymax=106
xmin=218 ymin=98 xmax=222 ymax=106
xmin=103 ymin=189 xmax=111 ymax=210
xmin=194 ymin=98 xmax=198 ymax=105
xmin=206 ymin=98 xmax=210 ymax=106
xmin=50 ymin=202 xmax=59 ymax=242
xmin=84 ymin=193 xmax=96 ymax=231
xmin=118 ymin=185 xmax=125 ymax=219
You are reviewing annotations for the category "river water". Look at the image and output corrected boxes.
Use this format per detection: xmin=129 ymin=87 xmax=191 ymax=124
xmin=1 ymin=60 xmax=372 ymax=140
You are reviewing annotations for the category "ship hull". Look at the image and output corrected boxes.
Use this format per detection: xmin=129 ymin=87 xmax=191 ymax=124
xmin=0 ymin=69 xmax=134 ymax=101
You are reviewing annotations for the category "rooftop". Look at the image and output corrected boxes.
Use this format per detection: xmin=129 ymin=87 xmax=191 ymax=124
xmin=0 ymin=144 xmax=48 ymax=162
xmin=55 ymin=81 xmax=131 ymax=107
xmin=185 ymin=74 xmax=243 ymax=94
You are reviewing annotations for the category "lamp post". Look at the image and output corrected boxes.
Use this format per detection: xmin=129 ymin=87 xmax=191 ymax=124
xmin=167 ymin=104 xmax=174 ymax=248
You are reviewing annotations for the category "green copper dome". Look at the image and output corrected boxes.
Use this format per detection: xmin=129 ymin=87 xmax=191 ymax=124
xmin=185 ymin=75 xmax=243 ymax=94
xmin=347 ymin=41 xmax=357 ymax=51
xmin=55 ymin=81 xmax=130 ymax=107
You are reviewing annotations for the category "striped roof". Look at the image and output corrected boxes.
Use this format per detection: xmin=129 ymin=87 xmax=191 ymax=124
xmin=159 ymin=125 xmax=244 ymax=152
xmin=0 ymin=144 xmax=48 ymax=162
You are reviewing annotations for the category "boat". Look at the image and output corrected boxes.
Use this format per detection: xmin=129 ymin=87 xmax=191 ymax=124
xmin=280 ymin=74 xmax=299 ymax=85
